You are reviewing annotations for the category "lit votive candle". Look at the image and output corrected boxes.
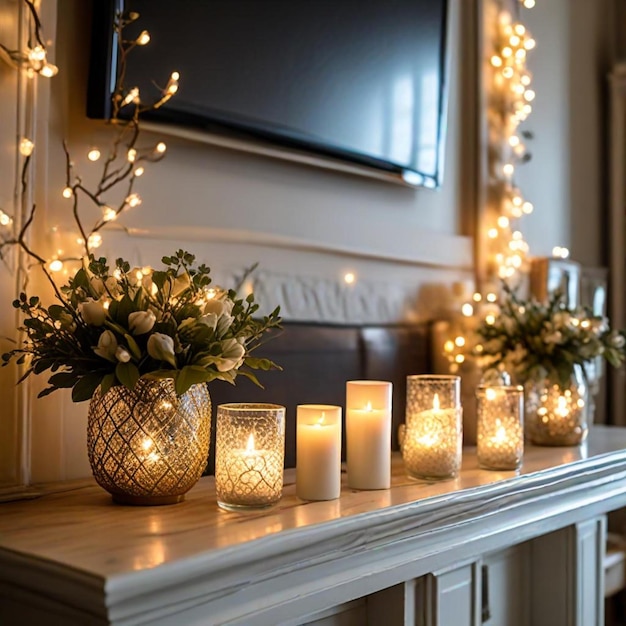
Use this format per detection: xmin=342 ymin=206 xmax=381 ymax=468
xmin=403 ymin=375 xmax=462 ymax=480
xmin=215 ymin=403 xmax=285 ymax=510
xmin=296 ymin=405 xmax=342 ymax=501
xmin=346 ymin=380 xmax=392 ymax=490
xmin=476 ymin=385 xmax=524 ymax=470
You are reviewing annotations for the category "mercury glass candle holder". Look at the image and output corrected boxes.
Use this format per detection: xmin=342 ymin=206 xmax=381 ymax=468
xmin=215 ymin=403 xmax=286 ymax=511
xmin=403 ymin=375 xmax=462 ymax=480
xmin=476 ymin=385 xmax=524 ymax=471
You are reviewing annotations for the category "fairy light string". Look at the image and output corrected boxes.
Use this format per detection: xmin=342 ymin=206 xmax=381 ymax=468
xmin=0 ymin=2 xmax=179 ymax=299
xmin=445 ymin=0 xmax=536 ymax=372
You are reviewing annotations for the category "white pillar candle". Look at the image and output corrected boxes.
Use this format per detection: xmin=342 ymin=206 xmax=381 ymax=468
xmin=296 ymin=405 xmax=342 ymax=501
xmin=346 ymin=380 xmax=392 ymax=490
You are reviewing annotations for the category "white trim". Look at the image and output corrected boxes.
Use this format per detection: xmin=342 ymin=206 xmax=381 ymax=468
xmin=125 ymin=225 xmax=473 ymax=271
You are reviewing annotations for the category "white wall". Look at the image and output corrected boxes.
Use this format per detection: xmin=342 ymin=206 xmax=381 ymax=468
xmin=516 ymin=0 xmax=611 ymax=267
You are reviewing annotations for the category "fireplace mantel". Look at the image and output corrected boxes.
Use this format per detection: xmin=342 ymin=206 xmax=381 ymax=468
xmin=2 ymin=426 xmax=626 ymax=625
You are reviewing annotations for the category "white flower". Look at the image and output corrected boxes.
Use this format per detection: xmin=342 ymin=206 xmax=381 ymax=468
xmin=216 ymin=314 xmax=234 ymax=336
xmin=128 ymin=310 xmax=156 ymax=335
xmin=610 ymin=332 xmax=626 ymax=349
xmin=215 ymin=338 xmax=245 ymax=372
xmin=115 ymin=346 xmax=131 ymax=363
xmin=147 ymin=333 xmax=177 ymax=367
xmin=93 ymin=330 xmax=118 ymax=361
xmin=80 ymin=299 xmax=106 ymax=326
xmin=204 ymin=296 xmax=233 ymax=317
xmin=197 ymin=313 xmax=218 ymax=331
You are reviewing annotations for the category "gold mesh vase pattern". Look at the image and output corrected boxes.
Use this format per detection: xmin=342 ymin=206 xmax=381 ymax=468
xmin=87 ymin=379 xmax=211 ymax=505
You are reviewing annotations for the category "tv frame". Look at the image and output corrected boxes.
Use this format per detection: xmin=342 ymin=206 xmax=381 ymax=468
xmin=87 ymin=0 xmax=451 ymax=189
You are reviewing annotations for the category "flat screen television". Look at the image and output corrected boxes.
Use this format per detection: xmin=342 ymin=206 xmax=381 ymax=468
xmin=88 ymin=0 xmax=450 ymax=189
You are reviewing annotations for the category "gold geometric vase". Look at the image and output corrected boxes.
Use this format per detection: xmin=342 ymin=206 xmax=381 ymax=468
xmin=87 ymin=379 xmax=211 ymax=505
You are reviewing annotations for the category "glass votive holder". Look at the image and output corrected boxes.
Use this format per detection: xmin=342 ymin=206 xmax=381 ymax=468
xmin=476 ymin=385 xmax=524 ymax=470
xmin=346 ymin=380 xmax=393 ymax=490
xmin=215 ymin=403 xmax=286 ymax=511
xmin=296 ymin=405 xmax=342 ymax=501
xmin=403 ymin=375 xmax=462 ymax=480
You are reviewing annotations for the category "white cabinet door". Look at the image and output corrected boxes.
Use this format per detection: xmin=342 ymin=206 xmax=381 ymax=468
xmin=419 ymin=561 xmax=481 ymax=626
xmin=482 ymin=544 xmax=531 ymax=626
xmin=530 ymin=516 xmax=606 ymax=626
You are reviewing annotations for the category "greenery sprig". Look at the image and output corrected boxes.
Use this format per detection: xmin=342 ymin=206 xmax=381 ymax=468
xmin=474 ymin=283 xmax=626 ymax=388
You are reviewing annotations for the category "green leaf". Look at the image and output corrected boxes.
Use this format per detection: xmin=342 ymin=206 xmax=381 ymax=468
xmin=48 ymin=305 xmax=66 ymax=320
xmin=143 ymin=369 xmax=177 ymax=381
xmin=175 ymin=365 xmax=211 ymax=396
xmin=123 ymin=333 xmax=142 ymax=360
xmin=100 ymin=373 xmax=116 ymax=396
xmin=71 ymin=373 xmax=103 ymax=402
xmin=244 ymin=357 xmax=276 ymax=371
xmin=236 ymin=370 xmax=263 ymax=388
xmin=115 ymin=361 xmax=140 ymax=391
xmin=37 ymin=386 xmax=58 ymax=399
xmin=48 ymin=371 xmax=79 ymax=389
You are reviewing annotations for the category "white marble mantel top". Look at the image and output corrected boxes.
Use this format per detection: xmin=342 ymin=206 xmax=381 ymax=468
xmin=2 ymin=425 xmax=626 ymax=626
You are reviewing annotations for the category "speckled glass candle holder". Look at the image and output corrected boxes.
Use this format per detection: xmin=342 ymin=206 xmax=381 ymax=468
xmin=403 ymin=375 xmax=462 ymax=480
xmin=476 ymin=385 xmax=524 ymax=471
xmin=215 ymin=403 xmax=286 ymax=511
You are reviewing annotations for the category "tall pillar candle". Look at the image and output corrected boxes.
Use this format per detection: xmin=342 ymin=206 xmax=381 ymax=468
xmin=296 ymin=405 xmax=342 ymax=501
xmin=346 ymin=380 xmax=392 ymax=490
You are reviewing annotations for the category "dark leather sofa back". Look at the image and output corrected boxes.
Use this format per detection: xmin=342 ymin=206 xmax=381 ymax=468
xmin=206 ymin=321 xmax=431 ymax=473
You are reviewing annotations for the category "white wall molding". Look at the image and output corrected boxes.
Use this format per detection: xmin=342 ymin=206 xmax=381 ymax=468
xmin=125 ymin=225 xmax=473 ymax=272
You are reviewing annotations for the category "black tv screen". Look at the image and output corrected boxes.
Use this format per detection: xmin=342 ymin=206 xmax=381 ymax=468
xmin=88 ymin=0 xmax=449 ymax=188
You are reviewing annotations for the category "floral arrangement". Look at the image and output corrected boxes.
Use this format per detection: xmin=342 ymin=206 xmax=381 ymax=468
xmin=474 ymin=285 xmax=626 ymax=387
xmin=2 ymin=250 xmax=281 ymax=401
xmin=0 ymin=9 xmax=282 ymax=403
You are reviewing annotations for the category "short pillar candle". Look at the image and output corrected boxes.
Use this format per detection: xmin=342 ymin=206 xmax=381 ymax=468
xmin=215 ymin=403 xmax=286 ymax=511
xmin=402 ymin=375 xmax=462 ymax=480
xmin=476 ymin=385 xmax=524 ymax=470
xmin=346 ymin=380 xmax=392 ymax=490
xmin=296 ymin=405 xmax=342 ymax=501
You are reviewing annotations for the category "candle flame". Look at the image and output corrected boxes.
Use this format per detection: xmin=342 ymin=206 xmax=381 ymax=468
xmin=365 ymin=401 xmax=372 ymax=412
xmin=142 ymin=438 xmax=153 ymax=451
xmin=433 ymin=393 xmax=440 ymax=411
xmin=246 ymin=433 xmax=255 ymax=453
xmin=315 ymin=412 xmax=326 ymax=427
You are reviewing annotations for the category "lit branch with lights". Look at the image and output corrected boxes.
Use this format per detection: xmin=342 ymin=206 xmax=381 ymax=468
xmin=0 ymin=5 xmax=179 ymax=298
xmin=443 ymin=0 xmax=537 ymax=373
xmin=0 ymin=0 xmax=58 ymax=77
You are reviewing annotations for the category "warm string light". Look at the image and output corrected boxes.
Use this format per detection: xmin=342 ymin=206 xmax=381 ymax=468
xmin=486 ymin=7 xmax=536 ymax=282
xmin=0 ymin=7 xmax=180 ymax=285
xmin=0 ymin=2 xmax=58 ymax=78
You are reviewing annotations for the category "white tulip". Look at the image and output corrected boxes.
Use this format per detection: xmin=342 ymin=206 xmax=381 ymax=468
xmin=115 ymin=346 xmax=131 ymax=363
xmin=215 ymin=338 xmax=245 ymax=372
xmin=80 ymin=298 xmax=106 ymax=326
xmin=128 ymin=310 xmax=156 ymax=335
xmin=147 ymin=333 xmax=177 ymax=367
xmin=93 ymin=330 xmax=118 ymax=361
